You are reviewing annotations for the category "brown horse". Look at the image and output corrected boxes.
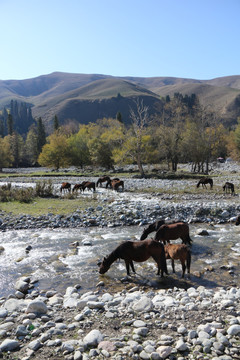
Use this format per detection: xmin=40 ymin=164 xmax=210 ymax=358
xmin=72 ymin=183 xmax=84 ymax=193
xmin=153 ymin=222 xmax=192 ymax=245
xmin=96 ymin=176 xmax=111 ymax=187
xmin=60 ymin=182 xmax=71 ymax=193
xmin=223 ymin=182 xmax=235 ymax=195
xmin=164 ymin=244 xmax=191 ymax=278
xmin=196 ymin=177 xmax=213 ymax=189
xmin=82 ymin=181 xmax=96 ymax=192
xmin=98 ymin=239 xmax=168 ymax=277
xmin=106 ymin=178 xmax=120 ymax=188
xmin=140 ymin=220 xmax=166 ymax=240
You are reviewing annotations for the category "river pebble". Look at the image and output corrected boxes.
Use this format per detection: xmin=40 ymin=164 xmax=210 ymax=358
xmin=0 ymin=281 xmax=239 ymax=359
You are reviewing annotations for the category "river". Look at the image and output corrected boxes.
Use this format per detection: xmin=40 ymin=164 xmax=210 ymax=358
xmin=0 ymin=222 xmax=239 ymax=298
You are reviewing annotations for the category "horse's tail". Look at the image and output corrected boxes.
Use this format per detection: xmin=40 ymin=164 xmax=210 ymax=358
xmin=210 ymin=179 xmax=213 ymax=188
xmin=186 ymin=234 xmax=193 ymax=245
xmin=60 ymin=186 xmax=62 ymax=193
xmin=196 ymin=181 xmax=200 ymax=188
xmin=96 ymin=180 xmax=99 ymax=187
xmin=93 ymin=183 xmax=96 ymax=191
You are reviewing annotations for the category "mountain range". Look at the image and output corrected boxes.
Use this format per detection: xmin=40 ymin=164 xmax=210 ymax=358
xmin=1 ymin=72 xmax=240 ymax=132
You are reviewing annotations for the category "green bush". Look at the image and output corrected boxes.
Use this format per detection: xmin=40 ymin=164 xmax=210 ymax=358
xmin=13 ymin=187 xmax=35 ymax=203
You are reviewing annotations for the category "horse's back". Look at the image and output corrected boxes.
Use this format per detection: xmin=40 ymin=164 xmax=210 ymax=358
xmin=165 ymin=243 xmax=189 ymax=260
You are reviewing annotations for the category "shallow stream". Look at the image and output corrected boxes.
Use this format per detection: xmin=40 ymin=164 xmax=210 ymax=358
xmin=0 ymin=223 xmax=239 ymax=298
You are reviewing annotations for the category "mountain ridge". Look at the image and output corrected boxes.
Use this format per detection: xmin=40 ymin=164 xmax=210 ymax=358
xmin=1 ymin=72 xmax=240 ymax=131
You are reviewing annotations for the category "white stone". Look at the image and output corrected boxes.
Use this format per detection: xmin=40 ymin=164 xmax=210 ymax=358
xmin=26 ymin=300 xmax=48 ymax=314
xmin=0 ymin=338 xmax=20 ymax=351
xmin=156 ymin=345 xmax=172 ymax=359
xmin=227 ymin=324 xmax=240 ymax=336
xmin=132 ymin=296 xmax=153 ymax=312
xmin=83 ymin=329 xmax=103 ymax=347
xmin=175 ymin=339 xmax=188 ymax=351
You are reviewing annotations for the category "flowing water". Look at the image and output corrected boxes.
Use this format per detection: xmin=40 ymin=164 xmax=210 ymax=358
xmin=0 ymin=223 xmax=239 ymax=298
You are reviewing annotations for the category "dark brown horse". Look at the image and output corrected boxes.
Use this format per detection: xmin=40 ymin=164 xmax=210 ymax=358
xmin=140 ymin=220 xmax=166 ymax=240
xmin=82 ymin=181 xmax=96 ymax=192
xmin=98 ymin=239 xmax=168 ymax=277
xmin=235 ymin=215 xmax=240 ymax=225
xmin=96 ymin=176 xmax=111 ymax=187
xmin=223 ymin=182 xmax=235 ymax=195
xmin=60 ymin=182 xmax=71 ymax=193
xmin=72 ymin=183 xmax=84 ymax=193
xmin=196 ymin=177 xmax=213 ymax=189
xmin=164 ymin=244 xmax=191 ymax=278
xmin=154 ymin=222 xmax=192 ymax=245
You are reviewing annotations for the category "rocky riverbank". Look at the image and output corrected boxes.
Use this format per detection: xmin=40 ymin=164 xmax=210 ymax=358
xmin=0 ymin=278 xmax=239 ymax=360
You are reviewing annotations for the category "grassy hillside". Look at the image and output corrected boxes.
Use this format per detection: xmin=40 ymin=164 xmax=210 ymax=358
xmin=1 ymin=72 xmax=240 ymax=130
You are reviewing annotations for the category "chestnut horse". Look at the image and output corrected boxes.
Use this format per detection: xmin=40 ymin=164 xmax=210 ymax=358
xmin=164 ymin=244 xmax=191 ymax=278
xmin=153 ymin=222 xmax=192 ymax=245
xmin=223 ymin=182 xmax=235 ymax=195
xmin=96 ymin=176 xmax=111 ymax=187
xmin=60 ymin=182 xmax=71 ymax=193
xmin=82 ymin=181 xmax=96 ymax=192
xmin=98 ymin=239 xmax=168 ymax=277
xmin=196 ymin=177 xmax=213 ymax=189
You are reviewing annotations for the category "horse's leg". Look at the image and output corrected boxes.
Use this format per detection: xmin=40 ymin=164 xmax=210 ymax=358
xmin=187 ymin=252 xmax=191 ymax=275
xmin=125 ymin=261 xmax=131 ymax=275
xmin=181 ymin=260 xmax=186 ymax=278
xmin=171 ymin=259 xmax=175 ymax=273
xmin=130 ymin=261 xmax=135 ymax=273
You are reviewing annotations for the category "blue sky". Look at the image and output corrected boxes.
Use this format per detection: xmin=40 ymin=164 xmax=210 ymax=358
xmin=0 ymin=0 xmax=239 ymax=80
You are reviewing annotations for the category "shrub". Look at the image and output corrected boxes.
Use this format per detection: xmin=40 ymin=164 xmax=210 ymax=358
xmin=35 ymin=180 xmax=54 ymax=197
xmin=13 ymin=187 xmax=35 ymax=203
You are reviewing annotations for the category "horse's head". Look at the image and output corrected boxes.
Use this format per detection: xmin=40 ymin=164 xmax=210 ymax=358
xmin=98 ymin=257 xmax=110 ymax=274
xmin=140 ymin=228 xmax=148 ymax=241
xmin=235 ymin=216 xmax=240 ymax=226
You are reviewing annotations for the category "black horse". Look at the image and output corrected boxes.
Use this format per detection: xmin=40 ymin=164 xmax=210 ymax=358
xmin=196 ymin=177 xmax=213 ymax=189
xmin=223 ymin=182 xmax=235 ymax=195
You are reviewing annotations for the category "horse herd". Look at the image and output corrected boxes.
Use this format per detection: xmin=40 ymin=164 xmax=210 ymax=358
xmin=98 ymin=220 xmax=192 ymax=279
xmin=60 ymin=176 xmax=124 ymax=194
xmin=197 ymin=177 xmax=235 ymax=195
xmin=98 ymin=213 xmax=240 ymax=280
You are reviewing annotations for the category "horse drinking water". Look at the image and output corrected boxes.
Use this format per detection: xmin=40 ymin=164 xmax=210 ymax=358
xmin=98 ymin=239 xmax=168 ymax=277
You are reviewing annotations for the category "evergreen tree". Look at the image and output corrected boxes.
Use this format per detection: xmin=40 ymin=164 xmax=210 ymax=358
xmin=0 ymin=117 xmax=4 ymax=137
xmin=7 ymin=114 xmax=13 ymax=135
xmin=53 ymin=115 xmax=59 ymax=131
xmin=37 ymin=117 xmax=46 ymax=153
xmin=116 ymin=111 xmax=122 ymax=123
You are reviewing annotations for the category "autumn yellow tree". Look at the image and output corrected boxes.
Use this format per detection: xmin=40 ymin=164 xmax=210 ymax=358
xmin=38 ymin=131 xmax=70 ymax=170
xmin=0 ymin=136 xmax=14 ymax=171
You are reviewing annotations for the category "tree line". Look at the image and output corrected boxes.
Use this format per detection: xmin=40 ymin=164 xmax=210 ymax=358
xmin=0 ymin=94 xmax=240 ymax=174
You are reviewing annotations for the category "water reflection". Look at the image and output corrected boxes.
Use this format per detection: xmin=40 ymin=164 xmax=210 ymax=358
xmin=0 ymin=223 xmax=239 ymax=298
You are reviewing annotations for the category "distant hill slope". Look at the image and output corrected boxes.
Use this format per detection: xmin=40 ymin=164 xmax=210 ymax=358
xmin=0 ymin=72 xmax=240 ymax=131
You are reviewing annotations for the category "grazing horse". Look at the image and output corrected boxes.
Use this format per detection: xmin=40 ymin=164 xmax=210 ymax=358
xmin=98 ymin=239 xmax=168 ymax=277
xmin=154 ymin=222 xmax=192 ymax=245
xmin=106 ymin=179 xmax=124 ymax=191
xmin=196 ymin=177 xmax=213 ymax=189
xmin=96 ymin=176 xmax=111 ymax=187
xmin=82 ymin=181 xmax=96 ymax=192
xmin=72 ymin=183 xmax=84 ymax=193
xmin=223 ymin=182 xmax=235 ymax=195
xmin=60 ymin=182 xmax=71 ymax=193
xmin=106 ymin=178 xmax=120 ymax=188
xmin=164 ymin=244 xmax=191 ymax=278
xmin=140 ymin=220 xmax=166 ymax=240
